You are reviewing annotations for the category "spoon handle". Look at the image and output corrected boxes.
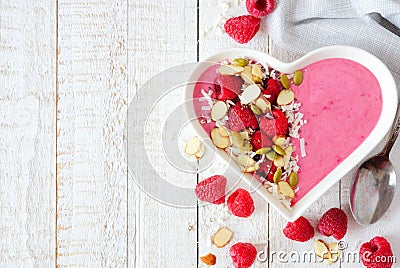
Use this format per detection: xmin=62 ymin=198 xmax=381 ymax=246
xmin=382 ymin=108 xmax=400 ymax=156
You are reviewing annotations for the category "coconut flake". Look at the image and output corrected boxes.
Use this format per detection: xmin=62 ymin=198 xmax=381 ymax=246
xmin=201 ymin=89 xmax=214 ymax=107
xmin=281 ymin=102 xmax=295 ymax=112
xmin=300 ymin=138 xmax=306 ymax=157
xmin=270 ymin=69 xmax=277 ymax=79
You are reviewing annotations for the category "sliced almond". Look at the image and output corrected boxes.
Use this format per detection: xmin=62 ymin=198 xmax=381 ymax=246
xmin=325 ymin=259 xmax=335 ymax=266
xmin=218 ymin=64 xmax=244 ymax=75
xmin=185 ymin=136 xmax=201 ymax=155
xmin=231 ymin=131 xmax=245 ymax=148
xmin=315 ymin=240 xmax=330 ymax=259
xmin=243 ymin=164 xmax=259 ymax=173
xmin=240 ymin=130 xmax=250 ymax=140
xmin=195 ymin=142 xmax=205 ymax=159
xmin=254 ymin=95 xmax=271 ymax=113
xmin=274 ymin=155 xmax=285 ymax=167
xmin=211 ymin=128 xmax=230 ymax=149
xmin=200 ymin=253 xmax=217 ymax=266
xmin=212 ymin=227 xmax=233 ymax=248
xmin=272 ymin=135 xmax=286 ymax=146
xmin=211 ymin=101 xmax=228 ymax=121
xmin=240 ymin=84 xmax=261 ymax=105
xmin=283 ymin=145 xmax=293 ymax=169
xmin=277 ymin=89 xmax=295 ymax=106
xmin=240 ymin=66 xmax=253 ymax=84
xmin=326 ymin=242 xmax=341 ymax=264
xmin=328 ymin=242 xmax=340 ymax=254
xmin=278 ymin=181 xmax=295 ymax=198
xmin=239 ymin=141 xmax=253 ymax=152
xmin=252 ymin=64 xmax=263 ymax=83
xmin=237 ymin=154 xmax=256 ymax=168
xmin=218 ymin=126 xmax=229 ymax=137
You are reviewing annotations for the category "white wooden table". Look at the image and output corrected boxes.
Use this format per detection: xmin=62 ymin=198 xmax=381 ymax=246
xmin=1 ymin=0 xmax=399 ymax=267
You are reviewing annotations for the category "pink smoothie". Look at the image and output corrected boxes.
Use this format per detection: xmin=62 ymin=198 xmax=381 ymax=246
xmin=192 ymin=58 xmax=383 ymax=205
xmin=291 ymin=58 xmax=382 ymax=203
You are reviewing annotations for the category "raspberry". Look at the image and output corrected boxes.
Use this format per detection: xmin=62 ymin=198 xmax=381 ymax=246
xmin=255 ymin=160 xmax=275 ymax=182
xmin=262 ymin=78 xmax=281 ymax=104
xmin=283 ymin=216 xmax=315 ymax=242
xmin=214 ymin=74 xmax=244 ymax=101
xmin=229 ymin=242 xmax=257 ymax=268
xmin=224 ymin=15 xmax=261 ymax=44
xmin=317 ymin=208 xmax=348 ymax=240
xmin=227 ymin=188 xmax=255 ymax=218
xmin=251 ymin=130 xmax=273 ymax=151
xmin=259 ymin=116 xmax=276 ymax=137
xmin=266 ymin=162 xmax=277 ymax=183
xmin=195 ymin=175 xmax=227 ymax=204
xmin=272 ymin=109 xmax=288 ymax=136
xmin=246 ymin=0 xmax=275 ymax=18
xmin=227 ymin=103 xmax=259 ymax=131
xmin=360 ymin=236 xmax=394 ymax=268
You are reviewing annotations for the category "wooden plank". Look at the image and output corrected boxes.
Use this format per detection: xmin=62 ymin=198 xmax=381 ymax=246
xmin=0 ymin=0 xmax=56 ymax=266
xmin=127 ymin=0 xmax=198 ymax=267
xmin=56 ymin=0 xmax=128 ymax=266
xmin=198 ymin=1 xmax=270 ymax=267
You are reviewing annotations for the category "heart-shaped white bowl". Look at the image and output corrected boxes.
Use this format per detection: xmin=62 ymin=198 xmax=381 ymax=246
xmin=185 ymin=46 xmax=397 ymax=221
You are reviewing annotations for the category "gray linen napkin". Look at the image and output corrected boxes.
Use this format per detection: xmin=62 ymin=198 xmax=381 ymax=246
xmin=266 ymin=0 xmax=400 ymax=85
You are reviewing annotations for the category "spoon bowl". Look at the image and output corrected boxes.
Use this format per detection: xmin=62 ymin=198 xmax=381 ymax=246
xmin=350 ymin=154 xmax=397 ymax=225
xmin=350 ymin=90 xmax=400 ymax=225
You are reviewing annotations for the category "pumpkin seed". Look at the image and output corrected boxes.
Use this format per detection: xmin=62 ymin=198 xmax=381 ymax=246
xmin=250 ymin=104 xmax=262 ymax=115
xmin=273 ymin=167 xmax=282 ymax=183
xmin=232 ymin=58 xmax=248 ymax=67
xmin=280 ymin=74 xmax=290 ymax=89
xmin=255 ymin=147 xmax=271 ymax=155
xmin=289 ymin=171 xmax=299 ymax=187
xmin=272 ymin=145 xmax=286 ymax=156
xmin=293 ymin=70 xmax=303 ymax=85
xmin=266 ymin=150 xmax=276 ymax=161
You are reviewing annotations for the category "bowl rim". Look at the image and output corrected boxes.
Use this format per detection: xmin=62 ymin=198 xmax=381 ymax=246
xmin=184 ymin=45 xmax=398 ymax=221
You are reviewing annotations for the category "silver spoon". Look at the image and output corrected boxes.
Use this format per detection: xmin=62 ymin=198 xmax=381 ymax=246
xmin=350 ymin=112 xmax=399 ymax=225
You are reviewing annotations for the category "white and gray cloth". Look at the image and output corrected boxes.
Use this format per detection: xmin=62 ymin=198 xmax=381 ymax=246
xmin=266 ymin=0 xmax=400 ymax=86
